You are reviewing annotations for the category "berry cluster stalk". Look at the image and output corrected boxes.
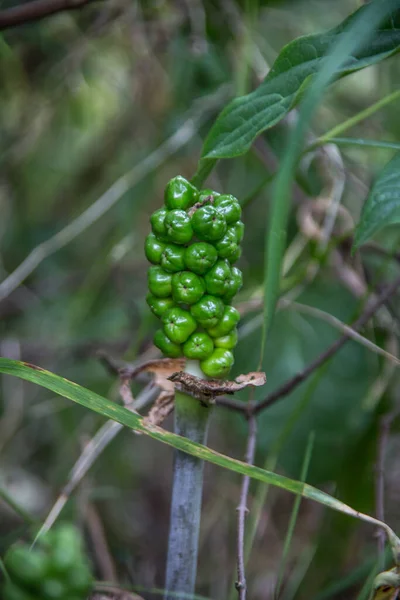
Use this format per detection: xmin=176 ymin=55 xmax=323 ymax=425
xmin=164 ymin=362 xmax=210 ymax=599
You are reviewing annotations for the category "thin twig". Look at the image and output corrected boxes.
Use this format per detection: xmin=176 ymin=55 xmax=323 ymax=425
xmin=236 ymin=414 xmax=257 ymax=599
xmin=376 ymin=407 xmax=400 ymax=563
xmin=36 ymin=384 xmax=157 ymax=539
xmin=216 ymin=279 xmax=400 ymax=416
xmin=0 ymin=0 xmax=95 ymax=30
xmin=94 ymin=582 xmax=145 ymax=599
xmin=215 ymin=395 xmax=249 ymax=413
xmin=255 ymin=275 xmax=400 ymax=414
xmin=85 ymin=502 xmax=117 ymax=582
xmin=236 ymin=298 xmax=400 ymax=367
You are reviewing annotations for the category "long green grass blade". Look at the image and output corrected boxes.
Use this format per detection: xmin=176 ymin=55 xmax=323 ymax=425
xmin=275 ymin=432 xmax=315 ymax=598
xmin=0 ymin=358 xmax=399 ymax=548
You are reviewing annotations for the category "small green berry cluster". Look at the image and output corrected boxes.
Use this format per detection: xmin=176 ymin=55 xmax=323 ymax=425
xmin=145 ymin=176 xmax=244 ymax=378
xmin=3 ymin=524 xmax=93 ymax=600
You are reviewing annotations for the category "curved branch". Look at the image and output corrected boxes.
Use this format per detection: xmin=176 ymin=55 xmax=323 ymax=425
xmin=255 ymin=274 xmax=400 ymax=414
xmin=0 ymin=0 xmax=95 ymax=31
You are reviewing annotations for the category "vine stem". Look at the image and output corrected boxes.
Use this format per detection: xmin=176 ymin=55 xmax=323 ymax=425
xmin=164 ymin=361 xmax=212 ymax=600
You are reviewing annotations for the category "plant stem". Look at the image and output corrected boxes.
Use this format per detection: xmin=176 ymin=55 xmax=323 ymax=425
xmin=306 ymin=89 xmax=400 ymax=152
xmin=319 ymin=137 xmax=400 ymax=152
xmin=164 ymin=362 xmax=211 ymax=600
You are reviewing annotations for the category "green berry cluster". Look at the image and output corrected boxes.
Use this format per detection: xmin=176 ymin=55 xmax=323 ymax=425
xmin=2 ymin=524 xmax=93 ymax=600
xmin=145 ymin=176 xmax=244 ymax=378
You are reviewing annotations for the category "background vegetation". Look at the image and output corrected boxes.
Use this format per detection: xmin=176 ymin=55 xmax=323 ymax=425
xmin=1 ymin=1 xmax=400 ymax=599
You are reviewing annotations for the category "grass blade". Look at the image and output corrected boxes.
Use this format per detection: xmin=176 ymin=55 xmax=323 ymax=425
xmin=0 ymin=358 xmax=399 ymax=552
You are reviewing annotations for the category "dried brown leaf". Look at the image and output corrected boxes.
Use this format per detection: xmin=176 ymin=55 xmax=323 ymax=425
xmin=121 ymin=358 xmax=186 ymax=393
xmin=168 ymin=370 xmax=266 ymax=403
xmin=144 ymin=391 xmax=175 ymax=427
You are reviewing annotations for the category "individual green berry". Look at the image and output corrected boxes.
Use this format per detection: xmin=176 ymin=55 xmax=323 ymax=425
xmin=232 ymin=220 xmax=245 ymax=242
xmin=183 ymin=332 xmax=214 ymax=360
xmin=4 ymin=545 xmax=48 ymax=587
xmin=146 ymin=294 xmax=175 ymax=318
xmin=214 ymin=328 xmax=238 ymax=350
xmin=223 ymin=267 xmax=243 ymax=302
xmin=164 ymin=209 xmax=193 ymax=244
xmin=204 ymin=259 xmax=232 ymax=296
xmin=162 ymin=307 xmax=197 ymax=344
xmin=49 ymin=524 xmax=82 ymax=574
xmin=214 ymin=194 xmax=241 ymax=224
xmin=148 ymin=266 xmax=172 ymax=298
xmin=150 ymin=207 xmax=169 ymax=239
xmin=200 ymin=348 xmax=234 ymax=378
xmin=171 ymin=271 xmax=205 ymax=305
xmin=160 ymin=244 xmax=186 ymax=273
xmin=144 ymin=233 xmax=166 ymax=264
xmin=39 ymin=578 xmax=67 ymax=599
xmin=165 ymin=176 xmax=198 ymax=210
xmin=198 ymin=188 xmax=220 ymax=203
xmin=227 ymin=245 xmax=242 ymax=264
xmin=215 ymin=228 xmax=240 ymax=260
xmin=191 ymin=205 xmax=227 ymax=242
xmin=190 ymin=295 xmax=224 ymax=328
xmin=154 ymin=329 xmax=182 ymax=357
xmin=184 ymin=242 xmax=218 ymax=275
xmin=207 ymin=305 xmax=240 ymax=337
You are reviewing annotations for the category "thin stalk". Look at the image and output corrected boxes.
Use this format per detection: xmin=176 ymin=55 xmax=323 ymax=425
xmin=164 ymin=362 xmax=212 ymax=600
xmin=306 ymin=89 xmax=400 ymax=153
xmin=275 ymin=432 xmax=315 ymax=598
xmin=321 ymin=137 xmax=400 ymax=152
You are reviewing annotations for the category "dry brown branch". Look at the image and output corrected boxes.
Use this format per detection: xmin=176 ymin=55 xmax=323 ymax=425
xmin=236 ymin=413 xmax=257 ymax=600
xmin=255 ymin=275 xmax=400 ymax=414
xmin=376 ymin=406 xmax=400 ymax=561
xmin=0 ymin=0 xmax=95 ymax=30
xmin=85 ymin=502 xmax=118 ymax=583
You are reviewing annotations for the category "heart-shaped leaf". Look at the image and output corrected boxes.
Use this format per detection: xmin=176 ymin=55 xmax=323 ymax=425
xmin=199 ymin=5 xmax=400 ymax=162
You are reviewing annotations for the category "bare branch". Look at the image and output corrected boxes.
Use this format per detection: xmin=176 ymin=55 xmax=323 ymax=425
xmin=236 ymin=414 xmax=257 ymax=600
xmin=0 ymin=0 xmax=94 ymax=31
xmin=376 ymin=407 xmax=400 ymax=562
xmin=255 ymin=275 xmax=400 ymax=414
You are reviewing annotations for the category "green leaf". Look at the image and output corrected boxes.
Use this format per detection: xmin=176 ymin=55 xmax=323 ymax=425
xmin=200 ymin=4 xmax=400 ymax=161
xmin=0 ymin=357 xmax=398 ymax=546
xmin=258 ymin=0 xmax=400 ymax=358
xmin=353 ymin=151 xmax=400 ymax=249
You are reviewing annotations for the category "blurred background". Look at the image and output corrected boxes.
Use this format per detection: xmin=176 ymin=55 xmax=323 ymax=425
xmin=1 ymin=0 xmax=400 ymax=598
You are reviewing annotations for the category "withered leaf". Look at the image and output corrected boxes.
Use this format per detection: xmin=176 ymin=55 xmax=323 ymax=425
xmin=168 ymin=371 xmax=266 ymax=403
xmin=144 ymin=391 xmax=175 ymax=427
xmin=121 ymin=358 xmax=186 ymax=393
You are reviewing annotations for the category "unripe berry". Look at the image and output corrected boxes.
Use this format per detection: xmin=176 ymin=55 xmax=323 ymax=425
xmin=200 ymin=348 xmax=234 ymax=378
